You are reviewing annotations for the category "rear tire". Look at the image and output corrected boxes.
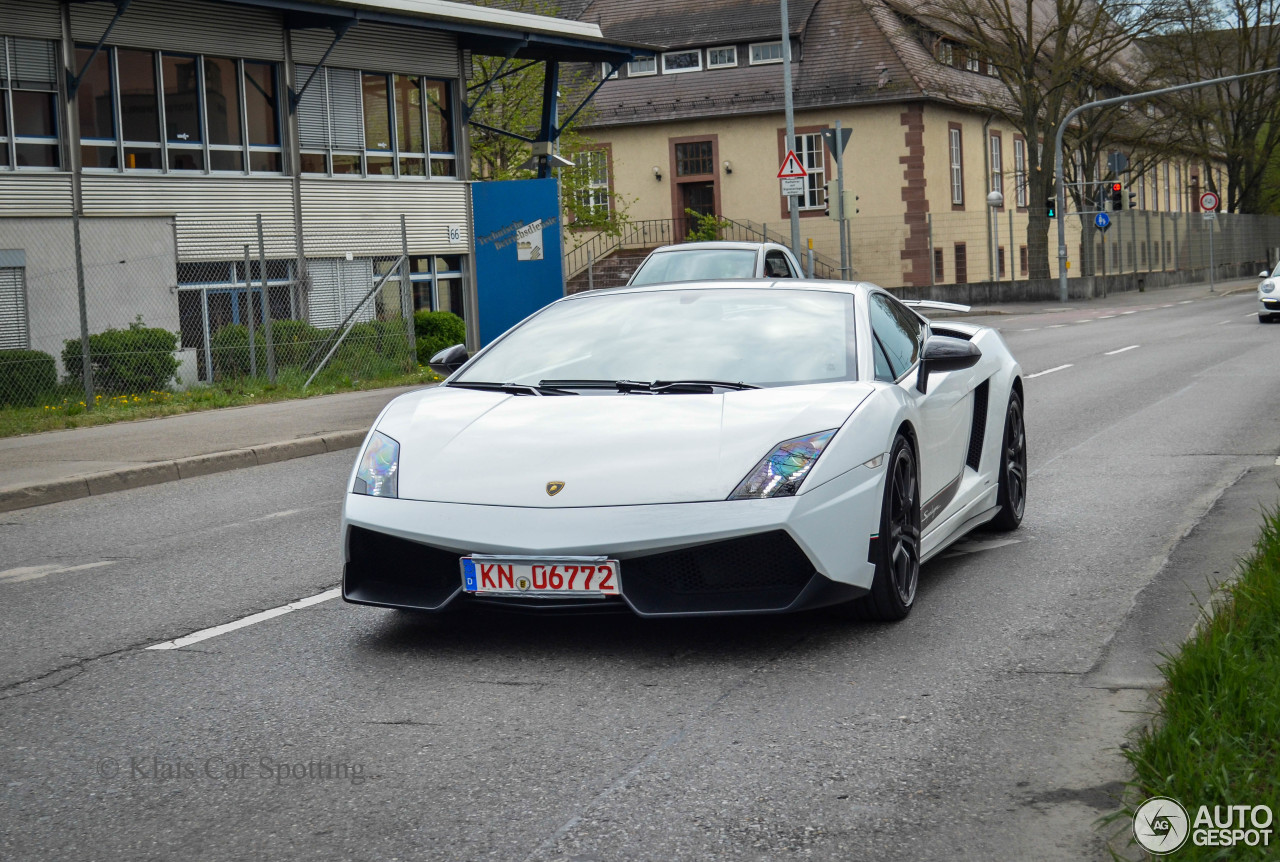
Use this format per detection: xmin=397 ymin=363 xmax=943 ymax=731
xmin=989 ymin=389 xmax=1027 ymax=532
xmin=841 ymin=434 xmax=920 ymax=622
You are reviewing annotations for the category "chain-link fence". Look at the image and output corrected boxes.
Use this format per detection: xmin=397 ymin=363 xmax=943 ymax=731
xmin=0 ymin=214 xmax=435 ymax=411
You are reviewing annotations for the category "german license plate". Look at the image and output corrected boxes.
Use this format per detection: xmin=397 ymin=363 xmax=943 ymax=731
xmin=461 ymin=556 xmax=620 ymax=597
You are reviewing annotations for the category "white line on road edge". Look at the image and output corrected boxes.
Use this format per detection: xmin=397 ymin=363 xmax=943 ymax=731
xmin=1098 ymin=314 xmax=1116 ymax=319
xmin=146 ymin=588 xmax=341 ymax=650
xmin=1217 ymin=320 xmax=1232 ymax=325
xmin=1161 ymin=304 xmax=1175 ymax=308
xmin=1026 ymin=364 xmax=1073 ymax=379
xmin=1179 ymin=300 xmax=1194 ymax=304
xmin=1121 ymin=310 xmax=1137 ymax=315
xmin=1046 ymin=324 xmax=1067 ymax=328
xmin=1105 ymin=345 xmax=1140 ymax=356
xmin=0 ymin=561 xmax=114 ymax=584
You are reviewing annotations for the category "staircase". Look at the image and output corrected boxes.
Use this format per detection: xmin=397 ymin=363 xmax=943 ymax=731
xmin=566 ymin=247 xmax=653 ymax=294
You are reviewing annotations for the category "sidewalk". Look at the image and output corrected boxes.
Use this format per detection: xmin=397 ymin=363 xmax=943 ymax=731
xmin=0 ymin=273 xmax=1263 ymax=514
xmin=0 ymin=386 xmax=419 ymax=512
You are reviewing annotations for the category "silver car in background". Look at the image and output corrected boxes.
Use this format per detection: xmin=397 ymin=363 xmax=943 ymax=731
xmin=626 ymin=241 xmax=805 ymax=286
xmin=1260 ymin=263 xmax=1280 ymax=322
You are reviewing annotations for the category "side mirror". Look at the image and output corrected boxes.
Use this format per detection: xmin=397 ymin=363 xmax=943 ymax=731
xmin=428 ymin=343 xmax=469 ymax=378
xmin=1261 ymin=270 xmax=1271 ymax=279
xmin=917 ymin=335 xmax=981 ymax=394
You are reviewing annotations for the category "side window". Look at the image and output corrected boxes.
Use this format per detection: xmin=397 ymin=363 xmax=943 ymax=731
xmin=764 ymin=250 xmax=793 ymax=278
xmin=869 ymin=293 xmax=922 ymax=378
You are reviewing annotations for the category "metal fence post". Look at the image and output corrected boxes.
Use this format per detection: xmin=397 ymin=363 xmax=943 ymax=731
xmin=244 ymin=245 xmax=257 ymax=378
xmin=257 ymin=214 xmax=276 ymax=382
xmin=587 ymin=251 xmax=594 ymax=291
xmin=400 ymin=215 xmax=414 ymax=364
xmin=72 ymin=211 xmax=94 ymax=408
xmin=201 ymin=287 xmax=213 ymax=381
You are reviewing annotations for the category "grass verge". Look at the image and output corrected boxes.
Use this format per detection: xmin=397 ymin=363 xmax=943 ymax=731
xmin=1118 ymin=504 xmax=1280 ymax=858
xmin=0 ymin=367 xmax=439 ymax=438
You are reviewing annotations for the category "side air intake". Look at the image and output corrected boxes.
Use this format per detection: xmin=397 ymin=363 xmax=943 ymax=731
xmin=966 ymin=380 xmax=990 ymax=470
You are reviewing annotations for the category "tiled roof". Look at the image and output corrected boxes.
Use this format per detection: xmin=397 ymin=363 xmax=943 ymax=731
xmin=576 ymin=0 xmax=820 ymax=50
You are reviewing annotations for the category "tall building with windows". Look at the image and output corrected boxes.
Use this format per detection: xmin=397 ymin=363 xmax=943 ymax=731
xmin=0 ymin=0 xmax=628 ymax=369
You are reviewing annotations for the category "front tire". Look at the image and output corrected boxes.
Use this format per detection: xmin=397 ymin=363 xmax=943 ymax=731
xmin=842 ymin=434 xmax=921 ymax=622
xmin=989 ymin=389 xmax=1027 ymax=532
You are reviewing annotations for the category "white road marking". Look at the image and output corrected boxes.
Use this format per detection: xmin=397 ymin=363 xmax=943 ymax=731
xmin=0 ymin=561 xmax=114 ymax=584
xmin=1247 ymin=312 xmax=1261 ymax=318
xmin=1014 ymin=328 xmax=1041 ymax=332
xmin=248 ymin=508 xmax=304 ymax=523
xmin=1217 ymin=320 xmax=1232 ymax=325
xmin=1026 ymin=364 xmax=1073 ymax=379
xmin=1121 ymin=310 xmax=1137 ymax=315
xmin=1161 ymin=304 xmax=1175 ymax=308
xmin=1074 ymin=319 xmax=1092 ymax=324
xmin=1275 ymin=457 xmax=1280 ymax=466
xmin=1046 ymin=324 xmax=1067 ymax=329
xmin=1105 ymin=344 xmax=1140 ymax=356
xmin=146 ymin=588 xmax=341 ymax=650
xmin=1098 ymin=314 xmax=1116 ymax=319
xmin=1179 ymin=300 xmax=1194 ymax=304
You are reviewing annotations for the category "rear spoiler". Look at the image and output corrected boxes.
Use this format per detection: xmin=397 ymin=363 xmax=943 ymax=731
xmin=900 ymin=300 xmax=971 ymax=313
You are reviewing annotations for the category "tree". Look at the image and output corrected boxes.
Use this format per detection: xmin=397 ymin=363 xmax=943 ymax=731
xmin=912 ymin=0 xmax=1173 ymax=277
xmin=466 ymin=0 xmax=627 ymax=232
xmin=1145 ymin=0 xmax=1280 ymax=213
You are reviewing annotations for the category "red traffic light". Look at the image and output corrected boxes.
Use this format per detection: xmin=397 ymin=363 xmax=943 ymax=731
xmin=1111 ymin=182 xmax=1122 ymax=192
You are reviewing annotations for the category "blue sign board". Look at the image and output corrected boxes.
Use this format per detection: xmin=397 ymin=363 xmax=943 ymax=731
xmin=1094 ymin=212 xmax=1111 ymax=231
xmin=471 ymin=178 xmax=565 ymax=346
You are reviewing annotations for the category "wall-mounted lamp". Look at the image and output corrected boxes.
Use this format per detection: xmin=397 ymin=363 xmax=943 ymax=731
xmin=652 ymin=165 xmax=662 ymax=181
xmin=723 ymin=160 xmax=733 ymax=174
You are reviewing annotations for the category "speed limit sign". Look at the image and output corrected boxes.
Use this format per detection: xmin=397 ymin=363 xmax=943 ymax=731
xmin=1199 ymin=191 xmax=1219 ymax=212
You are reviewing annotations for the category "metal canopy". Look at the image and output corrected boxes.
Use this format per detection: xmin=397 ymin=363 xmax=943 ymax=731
xmin=217 ymin=0 xmax=644 ymax=64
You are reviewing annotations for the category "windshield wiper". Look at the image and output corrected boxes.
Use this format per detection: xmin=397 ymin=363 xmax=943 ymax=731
xmin=539 ymin=378 xmax=759 ymax=394
xmin=448 ymin=381 xmax=576 ymax=396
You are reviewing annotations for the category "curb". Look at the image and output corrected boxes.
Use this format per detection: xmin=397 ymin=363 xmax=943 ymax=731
xmin=0 ymin=429 xmax=367 ymax=514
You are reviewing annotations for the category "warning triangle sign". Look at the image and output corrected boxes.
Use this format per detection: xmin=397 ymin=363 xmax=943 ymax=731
xmin=777 ymin=150 xmax=807 ymax=178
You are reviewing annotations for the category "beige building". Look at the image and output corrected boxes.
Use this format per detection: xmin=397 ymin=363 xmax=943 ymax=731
xmin=558 ymin=0 xmax=1218 ymax=292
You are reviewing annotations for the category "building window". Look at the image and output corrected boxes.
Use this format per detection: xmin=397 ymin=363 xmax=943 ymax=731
xmin=1019 ymin=245 xmax=1028 ymax=275
xmin=750 ymin=42 xmax=784 ymax=64
xmin=707 ymin=46 xmax=737 ymax=69
xmin=935 ymin=42 xmax=953 ymax=65
xmin=987 ymin=58 xmax=1000 ymax=77
xmin=955 ymin=242 xmax=968 ymax=284
xmin=1 ymin=37 xmax=60 ymax=170
xmin=949 ymin=126 xmax=964 ymax=206
xmin=661 ymin=50 xmax=701 ymax=74
xmin=675 ymin=141 xmax=713 ymax=176
xmin=997 ymin=246 xmax=1005 ymax=278
xmin=1137 ymin=173 xmax=1146 ymax=210
xmin=789 ymin=132 xmax=825 ymax=211
xmin=401 ymin=254 xmax=465 ymax=323
xmin=297 ymin=65 xmax=455 ymax=178
xmin=1013 ymin=137 xmax=1027 ymax=207
xmin=0 ymin=262 xmax=29 ymax=349
xmin=626 ymin=55 xmax=656 ymax=77
xmin=933 ymin=248 xmax=944 ymax=282
xmin=76 ymin=45 xmax=281 ymax=174
xmin=989 ymin=133 xmax=1002 ymax=200
xmin=965 ymin=53 xmax=980 ymax=73
xmin=1164 ymin=163 xmax=1171 ymax=211
xmin=572 ymin=149 xmax=609 ymax=215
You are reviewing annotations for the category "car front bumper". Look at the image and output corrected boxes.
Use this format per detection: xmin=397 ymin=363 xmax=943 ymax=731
xmin=340 ymin=465 xmax=883 ymax=617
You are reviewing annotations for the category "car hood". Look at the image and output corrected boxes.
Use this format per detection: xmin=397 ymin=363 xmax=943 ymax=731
xmin=376 ymin=383 xmax=873 ymax=506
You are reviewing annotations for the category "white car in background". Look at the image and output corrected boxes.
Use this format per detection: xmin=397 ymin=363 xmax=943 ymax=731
xmin=1259 ymin=264 xmax=1280 ymax=322
xmin=626 ymin=241 xmax=805 ymax=285
xmin=342 ymin=280 xmax=1026 ymax=622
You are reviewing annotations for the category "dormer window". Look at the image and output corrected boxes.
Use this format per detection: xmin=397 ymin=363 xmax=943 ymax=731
xmin=749 ymin=41 xmax=784 ymax=64
xmin=626 ymin=55 xmax=657 ymax=77
xmin=707 ymin=46 xmax=737 ymax=69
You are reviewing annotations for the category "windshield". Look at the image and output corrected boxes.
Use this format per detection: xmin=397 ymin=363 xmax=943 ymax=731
xmin=629 ymin=249 xmax=757 ymax=285
xmin=455 ymin=288 xmax=857 ymax=388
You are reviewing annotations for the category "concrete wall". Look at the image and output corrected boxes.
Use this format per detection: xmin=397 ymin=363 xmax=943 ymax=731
xmin=0 ymin=216 xmax=177 ymax=366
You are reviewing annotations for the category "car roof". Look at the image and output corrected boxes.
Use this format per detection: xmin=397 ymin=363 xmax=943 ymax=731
xmin=645 ymin=241 xmax=792 ymax=254
xmin=563 ymin=278 xmax=873 ymax=301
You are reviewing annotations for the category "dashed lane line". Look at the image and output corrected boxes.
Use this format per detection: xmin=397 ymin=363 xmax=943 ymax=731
xmin=146 ymin=588 xmax=341 ymax=650
xmin=1026 ymin=364 xmax=1073 ymax=379
xmin=1105 ymin=345 xmax=1140 ymax=356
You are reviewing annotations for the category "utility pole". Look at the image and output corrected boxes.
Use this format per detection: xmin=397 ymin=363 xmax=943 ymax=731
xmin=781 ymin=0 xmax=800 ymax=259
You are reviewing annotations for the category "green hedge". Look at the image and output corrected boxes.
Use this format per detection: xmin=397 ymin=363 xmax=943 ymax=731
xmin=0 ymin=349 xmax=58 ymax=407
xmin=414 ymin=310 xmax=466 ymax=365
xmin=62 ymin=320 xmax=179 ymax=394
xmin=210 ymin=317 xmax=414 ymax=381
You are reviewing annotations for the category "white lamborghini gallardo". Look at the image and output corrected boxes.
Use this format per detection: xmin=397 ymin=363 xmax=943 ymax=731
xmin=341 ymin=280 xmax=1026 ymax=621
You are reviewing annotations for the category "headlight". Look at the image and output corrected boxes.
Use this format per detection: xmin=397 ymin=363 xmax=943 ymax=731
xmin=729 ymin=430 xmax=836 ymax=500
xmin=1263 ymin=281 xmax=1275 ymax=293
xmin=353 ymin=431 xmax=399 ymax=498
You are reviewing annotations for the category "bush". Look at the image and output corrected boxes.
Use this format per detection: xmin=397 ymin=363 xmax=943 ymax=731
xmin=414 ymin=310 xmax=466 ymax=365
xmin=63 ymin=318 xmax=179 ymax=394
xmin=209 ymin=319 xmax=331 ymax=379
xmin=0 ymin=349 xmax=58 ymax=407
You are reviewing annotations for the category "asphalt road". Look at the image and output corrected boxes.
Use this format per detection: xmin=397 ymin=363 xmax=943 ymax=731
xmin=3 ymin=288 xmax=1279 ymax=861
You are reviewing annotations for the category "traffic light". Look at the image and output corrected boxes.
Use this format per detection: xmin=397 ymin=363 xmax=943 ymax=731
xmin=1110 ymin=182 xmax=1123 ymax=211
xmin=823 ymin=182 xmax=837 ymax=218
xmin=1046 ymin=196 xmax=1056 ymax=219
xmin=1128 ymin=191 xmax=1137 ymax=210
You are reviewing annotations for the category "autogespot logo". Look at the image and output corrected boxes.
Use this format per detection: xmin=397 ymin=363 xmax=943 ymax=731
xmin=1134 ymin=797 xmax=1190 ymax=855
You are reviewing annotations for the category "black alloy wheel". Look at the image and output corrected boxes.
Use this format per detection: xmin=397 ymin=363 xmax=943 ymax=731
xmin=990 ymin=389 xmax=1027 ymax=532
xmin=842 ymin=434 xmax=921 ymax=621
